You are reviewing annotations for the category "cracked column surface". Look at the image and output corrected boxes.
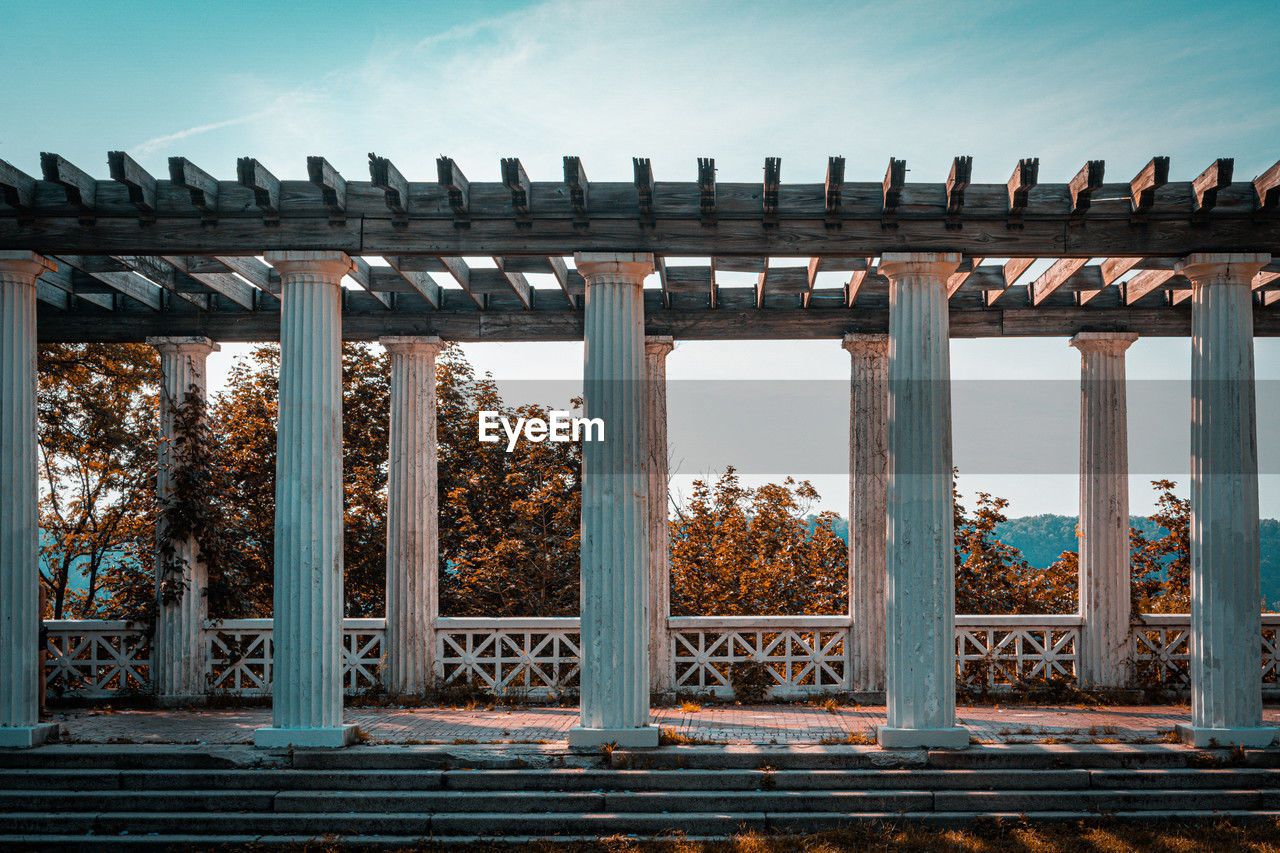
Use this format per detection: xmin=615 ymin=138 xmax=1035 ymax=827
xmin=569 ymin=252 xmax=658 ymax=749
xmin=1176 ymin=253 xmax=1277 ymax=748
xmin=0 ymin=252 xmax=58 ymax=748
xmin=148 ymin=335 xmax=219 ymax=706
xmin=877 ymin=252 xmax=968 ymax=749
xmin=645 ymin=336 xmax=674 ymax=695
xmin=254 ymin=251 xmax=357 ymax=749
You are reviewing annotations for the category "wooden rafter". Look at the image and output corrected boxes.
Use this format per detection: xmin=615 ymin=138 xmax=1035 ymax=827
xmin=633 ymin=158 xmax=654 ymax=225
xmin=1130 ymin=156 xmax=1170 ymax=215
xmin=168 ymin=157 xmax=218 ymax=218
xmin=107 ymin=151 xmax=157 ymax=218
xmin=0 ymin=159 xmax=36 ymax=210
xmin=385 ymin=256 xmax=441 ymax=308
xmin=236 ymin=158 xmax=279 ymax=220
xmin=41 ymin=153 xmax=96 ymax=216
xmin=882 ymin=157 xmax=905 ymax=227
xmin=824 ymin=156 xmax=844 ymax=226
xmin=563 ymin=156 xmax=588 ymax=225
xmin=501 ymin=157 xmax=532 ymax=224
xmin=307 ymin=156 xmax=347 ymax=222
xmin=762 ymin=157 xmax=781 ymax=227
xmin=1006 ymin=157 xmax=1038 ymax=227
xmin=1068 ymin=160 xmax=1104 ymax=216
xmin=1192 ymin=158 xmax=1233 ymax=213
xmin=438 ymin=156 xmax=469 ymax=224
xmin=698 ymin=157 xmax=716 ymax=225
xmin=1030 ymin=258 xmax=1088 ymax=306
xmin=945 ymin=156 xmax=972 ymax=228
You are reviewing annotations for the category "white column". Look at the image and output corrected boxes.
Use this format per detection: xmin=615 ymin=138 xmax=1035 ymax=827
xmin=254 ymin=251 xmax=357 ymax=749
xmin=568 ymin=252 xmax=658 ymax=749
xmin=0 ymin=252 xmax=58 ymax=748
xmin=645 ymin=336 xmax=674 ymax=694
xmin=877 ymin=252 xmax=968 ymax=749
xmin=844 ymin=333 xmax=888 ymax=697
xmin=379 ymin=336 xmax=443 ymax=696
xmin=147 ymin=336 xmax=220 ymax=706
xmin=1175 ymin=252 xmax=1277 ymax=748
xmin=1070 ymin=332 xmax=1137 ymax=689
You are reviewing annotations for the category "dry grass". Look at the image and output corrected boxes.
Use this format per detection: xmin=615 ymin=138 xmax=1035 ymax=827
xmin=679 ymin=701 xmax=702 ymax=713
xmin=817 ymin=730 xmax=875 ymax=745
xmin=206 ymin=816 xmax=1280 ymax=851
xmin=658 ymin=726 xmax=721 ymax=746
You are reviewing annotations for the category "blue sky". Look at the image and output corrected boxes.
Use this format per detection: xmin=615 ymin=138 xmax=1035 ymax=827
xmin=3 ymin=0 xmax=1279 ymax=516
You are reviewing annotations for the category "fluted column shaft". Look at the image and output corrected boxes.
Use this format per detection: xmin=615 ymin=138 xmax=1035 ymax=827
xmin=569 ymin=253 xmax=658 ymax=749
xmin=644 ymin=337 xmax=674 ymax=694
xmin=844 ymin=334 xmax=888 ymax=696
xmin=1177 ymin=253 xmax=1276 ymax=747
xmin=0 ymin=253 xmax=57 ymax=747
xmin=1071 ymin=332 xmax=1137 ymax=688
xmin=148 ymin=336 xmax=219 ymax=705
xmin=877 ymin=252 xmax=968 ymax=749
xmin=255 ymin=251 xmax=356 ymax=749
xmin=380 ymin=336 xmax=443 ymax=696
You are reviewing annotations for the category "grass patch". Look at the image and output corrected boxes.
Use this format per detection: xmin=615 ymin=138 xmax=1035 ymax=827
xmin=659 ymin=726 xmax=721 ymax=746
xmin=817 ymin=730 xmax=875 ymax=745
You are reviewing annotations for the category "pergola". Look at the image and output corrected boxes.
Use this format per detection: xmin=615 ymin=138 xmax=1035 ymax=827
xmin=1 ymin=151 xmax=1278 ymax=750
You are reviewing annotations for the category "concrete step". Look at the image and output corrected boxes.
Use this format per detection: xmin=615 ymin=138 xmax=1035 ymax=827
xmin=0 ymin=745 xmax=264 ymax=770
xmin=0 ymin=790 xmax=277 ymax=812
xmin=274 ymin=790 xmax=608 ymax=813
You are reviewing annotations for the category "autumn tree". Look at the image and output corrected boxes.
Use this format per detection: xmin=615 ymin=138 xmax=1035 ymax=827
xmin=37 ymin=343 xmax=159 ymax=619
xmin=1130 ymin=479 xmax=1190 ymax=613
xmin=954 ymin=480 xmax=1075 ymax=615
xmin=669 ymin=467 xmax=847 ymax=616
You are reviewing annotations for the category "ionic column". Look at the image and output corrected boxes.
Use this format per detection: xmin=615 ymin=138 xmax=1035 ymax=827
xmin=1175 ymin=253 xmax=1277 ymax=748
xmin=568 ymin=253 xmax=658 ymax=749
xmin=379 ymin=336 xmax=444 ymax=696
xmin=147 ymin=336 xmax=220 ymax=706
xmin=1070 ymin=332 xmax=1137 ymax=689
xmin=877 ymin=252 xmax=968 ymax=749
xmin=254 ymin=251 xmax=356 ymax=749
xmin=843 ymin=334 xmax=888 ymax=697
xmin=0 ymin=252 xmax=58 ymax=748
xmin=645 ymin=336 xmax=674 ymax=695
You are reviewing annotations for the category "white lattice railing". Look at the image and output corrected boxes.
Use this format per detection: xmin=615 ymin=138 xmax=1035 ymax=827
xmin=955 ymin=614 xmax=1081 ymax=690
xmin=38 ymin=613 xmax=1280 ymax=700
xmin=435 ymin=617 xmax=580 ymax=697
xmin=671 ymin=615 xmax=851 ymax=698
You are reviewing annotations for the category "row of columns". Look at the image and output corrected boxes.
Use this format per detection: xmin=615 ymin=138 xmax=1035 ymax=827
xmin=0 ymin=250 xmax=1273 ymax=748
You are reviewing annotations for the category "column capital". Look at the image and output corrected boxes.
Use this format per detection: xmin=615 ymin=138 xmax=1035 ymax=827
xmin=843 ymin=333 xmax=889 ymax=356
xmin=263 ymin=250 xmax=354 ymax=281
xmin=146 ymin=336 xmax=220 ymax=357
xmin=878 ymin=252 xmax=962 ymax=281
xmin=1069 ymin=331 xmax=1138 ymax=355
xmin=0 ymin=252 xmax=56 ymax=282
xmin=574 ymin=252 xmax=655 ymax=283
xmin=380 ymin=335 xmax=445 ymax=356
xmin=1178 ymin=253 xmax=1271 ymax=284
xmin=644 ymin=335 xmax=674 ymax=357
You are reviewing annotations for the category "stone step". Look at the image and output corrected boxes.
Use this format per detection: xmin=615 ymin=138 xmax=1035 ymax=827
xmin=0 ymin=790 xmax=278 ymax=812
xmin=0 ymin=745 xmax=263 ymax=770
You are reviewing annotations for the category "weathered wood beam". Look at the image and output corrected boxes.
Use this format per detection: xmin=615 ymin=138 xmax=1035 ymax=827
xmin=1254 ymin=160 xmax=1280 ymax=212
xmin=1130 ymin=156 xmax=1170 ymax=215
xmin=236 ymin=157 xmax=280 ymax=221
xmin=307 ymin=156 xmax=347 ymax=222
xmin=347 ymin=257 xmax=393 ymax=309
xmin=369 ymin=153 xmax=409 ymax=219
xmin=438 ymin=156 xmax=469 ymax=225
xmin=846 ymin=262 xmax=873 ymax=307
xmin=984 ymin=257 xmax=1035 ymax=304
xmin=1253 ymin=270 xmax=1280 ymax=290
xmin=111 ymin=255 xmax=209 ymax=309
xmin=546 ymin=254 xmax=576 ymax=307
xmin=945 ymin=156 xmax=972 ymax=228
xmin=1068 ymin=160 xmax=1105 ymax=216
xmin=440 ymin=256 xmax=484 ymax=308
xmin=882 ymin=157 xmax=905 ymax=227
xmin=1123 ymin=269 xmax=1176 ymax=304
xmin=1030 ymin=258 xmax=1088 ymax=306
xmin=385 ymin=256 xmax=441 ymax=308
xmin=492 ymin=256 xmax=533 ymax=309
xmin=763 ymin=157 xmax=781 ymax=227
xmin=756 ymin=265 xmax=806 ymax=307
xmin=54 ymin=255 xmax=162 ymax=310
xmin=825 ymin=156 xmax=844 ymax=227
xmin=40 ymin=153 xmax=96 ymax=216
xmin=633 ymin=158 xmax=655 ymax=225
xmin=0 ymin=159 xmax=36 ymax=210
xmin=168 ymin=157 xmax=218 ymax=218
xmin=563 ymin=156 xmax=589 ymax=226
xmin=1007 ymin=157 xmax=1039 ymax=227
xmin=501 ymin=157 xmax=532 ymax=224
xmin=215 ymin=256 xmax=275 ymax=294
xmin=107 ymin=151 xmax=156 ymax=218
xmin=946 ymin=257 xmax=984 ymax=297
xmin=40 ymin=263 xmax=115 ymax=310
xmin=1100 ymin=256 xmax=1142 ymax=285
xmin=697 ymin=157 xmax=716 ymax=225
xmin=162 ymin=255 xmax=257 ymax=309
xmin=1074 ymin=265 xmax=1113 ymax=305
xmin=1192 ymin=158 xmax=1233 ymax=213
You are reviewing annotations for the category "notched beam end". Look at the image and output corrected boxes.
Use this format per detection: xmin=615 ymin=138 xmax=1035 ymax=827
xmin=307 ymin=156 xmax=347 ymax=222
xmin=1068 ymin=159 xmax=1105 ymax=216
xmin=633 ymin=157 xmax=655 ymax=225
xmin=882 ymin=157 xmax=906 ymax=228
xmin=369 ymin=152 xmax=409 ymax=221
xmin=1129 ymin=155 xmax=1170 ymax=214
xmin=236 ymin=157 xmax=280 ymax=221
xmin=564 ymin=156 xmax=589 ymax=225
xmin=438 ymin=155 xmax=470 ymax=225
xmin=1006 ymin=157 xmax=1039 ymax=228
xmin=697 ymin=156 xmax=716 ymax=225
xmin=762 ymin=157 xmax=781 ymax=227
xmin=945 ymin=155 xmax=973 ymax=228
xmin=825 ymin=155 xmax=845 ymax=226
xmin=168 ymin=157 xmax=218 ymax=218
xmin=107 ymin=151 xmax=157 ymax=217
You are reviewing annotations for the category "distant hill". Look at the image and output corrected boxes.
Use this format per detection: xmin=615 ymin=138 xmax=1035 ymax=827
xmin=816 ymin=513 xmax=1280 ymax=609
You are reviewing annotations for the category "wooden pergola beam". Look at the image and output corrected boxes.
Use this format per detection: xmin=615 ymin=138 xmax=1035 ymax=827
xmin=1030 ymin=258 xmax=1088 ymax=306
xmin=1123 ymin=269 xmax=1177 ymax=304
xmin=53 ymin=254 xmax=163 ymax=310
xmin=1254 ymin=160 xmax=1280 ymax=212
xmin=492 ymin=256 xmax=533 ymax=309
xmin=40 ymin=153 xmax=96 ymax=214
xmin=347 ymin=257 xmax=393 ymax=309
xmin=0 ymin=159 xmax=36 ymax=210
xmin=698 ymin=157 xmax=716 ymax=225
xmin=384 ymin=256 xmax=441 ymax=308
xmin=438 ymin=156 xmax=469 ymax=224
xmin=1068 ymin=160 xmax=1104 ymax=215
xmin=564 ymin=156 xmax=588 ymax=225
xmin=763 ymin=157 xmax=781 ymax=227
xmin=369 ymin=153 xmax=409 ymax=217
xmin=107 ymin=151 xmax=157 ymax=218
xmin=307 ymin=156 xmax=347 ymax=222
xmin=168 ymin=157 xmax=218 ymax=218
xmin=1192 ymin=158 xmax=1233 ymax=213
xmin=501 ymin=157 xmax=532 ymax=224
xmin=1006 ymin=157 xmax=1039 ymax=225
xmin=1129 ymin=156 xmax=1170 ymax=215
xmin=236 ymin=158 xmax=279 ymax=220
xmin=945 ymin=155 xmax=972 ymax=227
xmin=824 ymin=156 xmax=844 ymax=226
xmin=633 ymin=158 xmax=655 ymax=225
xmin=882 ymin=157 xmax=905 ymax=227
xmin=162 ymin=255 xmax=257 ymax=309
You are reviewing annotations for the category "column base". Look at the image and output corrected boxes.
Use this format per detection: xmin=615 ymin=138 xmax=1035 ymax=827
xmin=254 ymin=724 xmax=359 ymax=749
xmin=568 ymin=725 xmax=660 ymax=750
xmin=0 ymin=723 xmax=58 ymax=749
xmin=1176 ymin=724 xmax=1278 ymax=748
xmin=876 ymin=726 xmax=969 ymax=749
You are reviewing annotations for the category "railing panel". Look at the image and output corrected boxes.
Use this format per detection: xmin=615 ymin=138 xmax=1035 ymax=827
xmin=436 ymin=621 xmax=581 ymax=698
xmin=44 ymin=620 xmax=151 ymax=697
xmin=671 ymin=623 xmax=849 ymax=698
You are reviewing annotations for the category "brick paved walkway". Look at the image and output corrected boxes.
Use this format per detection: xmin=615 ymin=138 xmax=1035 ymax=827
xmin=45 ymin=703 xmax=1280 ymax=746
